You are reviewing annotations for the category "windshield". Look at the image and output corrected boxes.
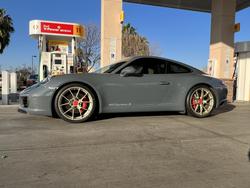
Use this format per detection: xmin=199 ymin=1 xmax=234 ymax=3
xmin=95 ymin=61 xmax=126 ymax=73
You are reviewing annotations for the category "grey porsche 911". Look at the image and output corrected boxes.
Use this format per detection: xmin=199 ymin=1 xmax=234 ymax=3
xmin=19 ymin=56 xmax=228 ymax=123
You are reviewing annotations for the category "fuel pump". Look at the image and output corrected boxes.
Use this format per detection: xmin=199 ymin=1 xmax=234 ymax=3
xmin=29 ymin=20 xmax=85 ymax=81
xmin=51 ymin=52 xmax=67 ymax=76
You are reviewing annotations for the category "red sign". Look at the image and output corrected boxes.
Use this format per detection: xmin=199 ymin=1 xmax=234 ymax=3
xmin=41 ymin=22 xmax=73 ymax=35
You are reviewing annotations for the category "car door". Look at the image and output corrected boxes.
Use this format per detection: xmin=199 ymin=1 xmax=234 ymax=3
xmin=101 ymin=58 xmax=175 ymax=112
xmin=161 ymin=61 xmax=193 ymax=110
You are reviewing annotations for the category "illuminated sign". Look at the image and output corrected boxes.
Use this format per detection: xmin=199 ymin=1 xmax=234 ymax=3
xmin=29 ymin=20 xmax=85 ymax=39
xmin=41 ymin=22 xmax=74 ymax=35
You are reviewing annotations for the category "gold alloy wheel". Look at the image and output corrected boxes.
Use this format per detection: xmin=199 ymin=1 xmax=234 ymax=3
xmin=189 ymin=87 xmax=215 ymax=116
xmin=57 ymin=87 xmax=94 ymax=121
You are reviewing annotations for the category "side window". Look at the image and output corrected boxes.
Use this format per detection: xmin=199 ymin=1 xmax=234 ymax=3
xmin=128 ymin=59 xmax=144 ymax=73
xmin=146 ymin=59 xmax=167 ymax=74
xmin=119 ymin=58 xmax=169 ymax=74
xmin=168 ymin=63 xmax=191 ymax=74
xmin=119 ymin=58 xmax=147 ymax=74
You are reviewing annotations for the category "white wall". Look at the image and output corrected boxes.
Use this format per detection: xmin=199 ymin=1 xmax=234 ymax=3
xmin=237 ymin=52 xmax=250 ymax=101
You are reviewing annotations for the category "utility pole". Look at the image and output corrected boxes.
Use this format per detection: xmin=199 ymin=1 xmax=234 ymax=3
xmin=31 ymin=55 xmax=37 ymax=74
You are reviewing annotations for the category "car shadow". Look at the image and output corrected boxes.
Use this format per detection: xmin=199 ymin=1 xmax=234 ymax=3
xmin=92 ymin=103 xmax=236 ymax=122
xmin=211 ymin=103 xmax=236 ymax=116
xmin=92 ymin=111 xmax=182 ymax=121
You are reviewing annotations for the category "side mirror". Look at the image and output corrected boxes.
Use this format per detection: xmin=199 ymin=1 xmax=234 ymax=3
xmin=120 ymin=66 xmax=143 ymax=77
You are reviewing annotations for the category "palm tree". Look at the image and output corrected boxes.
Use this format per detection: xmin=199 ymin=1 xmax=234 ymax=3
xmin=122 ymin=23 xmax=137 ymax=35
xmin=0 ymin=8 xmax=14 ymax=54
xmin=122 ymin=23 xmax=149 ymax=57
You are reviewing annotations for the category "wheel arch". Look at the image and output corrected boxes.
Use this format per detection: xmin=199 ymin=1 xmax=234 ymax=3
xmin=51 ymin=81 xmax=102 ymax=117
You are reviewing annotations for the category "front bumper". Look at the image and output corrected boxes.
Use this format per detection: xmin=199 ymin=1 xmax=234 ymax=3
xmin=19 ymin=94 xmax=53 ymax=116
xmin=18 ymin=106 xmax=28 ymax=114
xmin=18 ymin=83 xmax=55 ymax=116
xmin=18 ymin=95 xmax=28 ymax=113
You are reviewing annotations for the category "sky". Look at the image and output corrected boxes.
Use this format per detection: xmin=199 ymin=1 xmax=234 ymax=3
xmin=0 ymin=0 xmax=250 ymax=70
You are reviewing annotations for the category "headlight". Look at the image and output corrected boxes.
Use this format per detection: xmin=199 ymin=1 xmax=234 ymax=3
xmin=40 ymin=76 xmax=52 ymax=85
xmin=20 ymin=82 xmax=40 ymax=95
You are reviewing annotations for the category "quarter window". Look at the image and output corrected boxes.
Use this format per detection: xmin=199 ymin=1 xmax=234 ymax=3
xmin=168 ymin=63 xmax=191 ymax=73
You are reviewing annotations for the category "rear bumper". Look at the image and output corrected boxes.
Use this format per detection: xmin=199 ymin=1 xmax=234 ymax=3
xmin=219 ymin=99 xmax=227 ymax=106
xmin=214 ymin=86 xmax=228 ymax=108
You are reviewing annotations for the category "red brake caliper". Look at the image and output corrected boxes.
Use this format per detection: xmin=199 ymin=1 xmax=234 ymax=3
xmin=192 ymin=97 xmax=197 ymax=109
xmin=80 ymin=97 xmax=88 ymax=113
xmin=82 ymin=102 xmax=88 ymax=109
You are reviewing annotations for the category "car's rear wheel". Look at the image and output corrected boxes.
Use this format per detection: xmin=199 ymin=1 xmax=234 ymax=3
xmin=186 ymin=85 xmax=215 ymax=118
xmin=54 ymin=84 xmax=96 ymax=123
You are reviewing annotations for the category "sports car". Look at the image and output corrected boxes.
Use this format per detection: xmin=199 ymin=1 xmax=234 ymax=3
xmin=19 ymin=56 xmax=228 ymax=123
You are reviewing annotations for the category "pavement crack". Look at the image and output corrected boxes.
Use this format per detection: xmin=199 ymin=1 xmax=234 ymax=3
xmin=0 ymin=137 xmax=172 ymax=152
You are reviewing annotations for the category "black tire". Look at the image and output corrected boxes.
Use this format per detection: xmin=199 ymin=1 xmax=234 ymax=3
xmin=186 ymin=85 xmax=216 ymax=118
xmin=54 ymin=83 xmax=97 ymax=123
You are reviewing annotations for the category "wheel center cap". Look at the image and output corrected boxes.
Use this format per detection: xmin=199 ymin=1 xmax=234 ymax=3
xmin=198 ymin=98 xmax=203 ymax=105
xmin=72 ymin=100 xmax=79 ymax=107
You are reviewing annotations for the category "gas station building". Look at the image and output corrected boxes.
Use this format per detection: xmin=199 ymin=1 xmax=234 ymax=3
xmin=101 ymin=0 xmax=250 ymax=101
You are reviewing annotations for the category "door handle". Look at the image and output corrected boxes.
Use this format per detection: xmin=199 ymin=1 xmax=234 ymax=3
xmin=159 ymin=81 xmax=170 ymax=85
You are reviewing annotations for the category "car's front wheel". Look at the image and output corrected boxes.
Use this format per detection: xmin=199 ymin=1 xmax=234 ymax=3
xmin=54 ymin=84 xmax=96 ymax=123
xmin=186 ymin=85 xmax=215 ymax=118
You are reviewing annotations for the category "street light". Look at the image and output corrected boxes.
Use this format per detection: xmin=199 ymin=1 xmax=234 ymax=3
xmin=31 ymin=55 xmax=37 ymax=74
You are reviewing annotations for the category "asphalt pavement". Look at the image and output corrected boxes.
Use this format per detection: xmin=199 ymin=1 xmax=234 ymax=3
xmin=0 ymin=103 xmax=250 ymax=188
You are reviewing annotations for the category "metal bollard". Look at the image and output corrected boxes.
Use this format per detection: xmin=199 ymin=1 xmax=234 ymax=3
xmin=10 ymin=72 xmax=17 ymax=93
xmin=1 ymin=71 xmax=9 ymax=105
xmin=10 ymin=72 xmax=18 ymax=102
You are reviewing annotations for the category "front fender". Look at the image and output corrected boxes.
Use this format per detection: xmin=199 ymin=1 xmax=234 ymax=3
xmin=48 ymin=78 xmax=103 ymax=114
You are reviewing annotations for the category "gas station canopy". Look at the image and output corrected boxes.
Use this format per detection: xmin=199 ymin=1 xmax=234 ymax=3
xmin=124 ymin=0 xmax=250 ymax=12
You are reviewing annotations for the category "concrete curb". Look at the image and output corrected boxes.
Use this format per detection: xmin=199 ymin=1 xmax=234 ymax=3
xmin=0 ymin=104 xmax=19 ymax=108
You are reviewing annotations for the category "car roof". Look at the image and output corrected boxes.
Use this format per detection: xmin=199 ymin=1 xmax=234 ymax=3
xmin=124 ymin=56 xmax=202 ymax=73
